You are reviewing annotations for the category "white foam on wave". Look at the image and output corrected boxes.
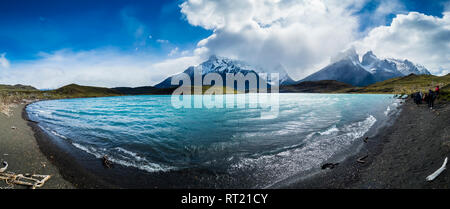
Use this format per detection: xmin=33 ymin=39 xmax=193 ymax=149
xmin=37 ymin=109 xmax=52 ymax=117
xmin=384 ymin=99 xmax=402 ymax=116
xmin=50 ymin=130 xmax=67 ymax=139
xmin=71 ymin=142 xmax=173 ymax=173
xmin=319 ymin=125 xmax=339 ymax=136
xmin=72 ymin=142 xmax=103 ymax=158
xmin=384 ymin=106 xmax=391 ymax=116
xmin=229 ymin=115 xmax=377 ymax=188
xmin=114 ymin=147 xmax=146 ymax=162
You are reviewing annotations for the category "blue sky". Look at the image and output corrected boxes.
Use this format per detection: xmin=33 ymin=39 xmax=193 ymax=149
xmin=356 ymin=0 xmax=448 ymax=31
xmin=0 ymin=0 xmax=211 ymax=61
xmin=0 ymin=0 xmax=446 ymax=61
xmin=0 ymin=0 xmax=449 ymax=88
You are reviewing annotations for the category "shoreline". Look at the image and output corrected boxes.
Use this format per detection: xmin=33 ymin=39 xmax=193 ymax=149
xmin=0 ymin=103 xmax=74 ymax=189
xmin=287 ymin=99 xmax=450 ymax=189
xmin=23 ymin=102 xmax=118 ymax=189
xmin=10 ymin=96 xmax=450 ymax=189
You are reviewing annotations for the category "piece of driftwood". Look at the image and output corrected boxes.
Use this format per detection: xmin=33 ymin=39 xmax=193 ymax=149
xmin=0 ymin=161 xmax=51 ymax=189
xmin=321 ymin=163 xmax=339 ymax=170
xmin=102 ymin=155 xmax=113 ymax=168
xmin=357 ymin=155 xmax=368 ymax=164
xmin=363 ymin=137 xmax=369 ymax=143
xmin=426 ymin=157 xmax=448 ymax=182
xmin=0 ymin=161 xmax=7 ymax=173
xmin=0 ymin=173 xmax=51 ymax=189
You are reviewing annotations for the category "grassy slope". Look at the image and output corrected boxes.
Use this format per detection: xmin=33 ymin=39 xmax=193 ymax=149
xmin=440 ymin=84 xmax=450 ymax=101
xmin=0 ymin=85 xmax=41 ymax=115
xmin=337 ymin=74 xmax=450 ymax=100
xmin=0 ymin=84 xmax=123 ymax=115
xmin=0 ymin=84 xmax=37 ymax=91
xmin=48 ymin=84 xmax=123 ymax=98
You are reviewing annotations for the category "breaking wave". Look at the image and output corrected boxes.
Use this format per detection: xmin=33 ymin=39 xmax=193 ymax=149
xmin=72 ymin=142 xmax=173 ymax=173
xmin=228 ymin=115 xmax=377 ymax=188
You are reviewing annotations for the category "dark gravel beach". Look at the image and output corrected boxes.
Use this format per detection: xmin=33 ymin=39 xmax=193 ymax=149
xmin=288 ymin=99 xmax=450 ymax=189
xmin=0 ymin=104 xmax=74 ymax=189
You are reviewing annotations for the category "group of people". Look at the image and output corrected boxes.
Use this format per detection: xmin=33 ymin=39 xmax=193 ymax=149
xmin=412 ymin=85 xmax=440 ymax=109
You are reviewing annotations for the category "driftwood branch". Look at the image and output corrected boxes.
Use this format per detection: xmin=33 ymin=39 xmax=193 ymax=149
xmin=0 ymin=161 xmax=52 ymax=189
xmin=0 ymin=161 xmax=7 ymax=173
xmin=357 ymin=155 xmax=368 ymax=164
xmin=426 ymin=157 xmax=448 ymax=182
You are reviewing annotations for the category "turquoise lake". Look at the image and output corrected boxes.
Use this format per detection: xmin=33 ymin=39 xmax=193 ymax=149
xmin=26 ymin=94 xmax=401 ymax=188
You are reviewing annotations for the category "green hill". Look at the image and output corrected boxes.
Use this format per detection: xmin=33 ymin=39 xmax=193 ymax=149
xmin=0 ymin=84 xmax=38 ymax=92
xmin=49 ymin=84 xmax=123 ymax=98
xmin=342 ymin=74 xmax=450 ymax=101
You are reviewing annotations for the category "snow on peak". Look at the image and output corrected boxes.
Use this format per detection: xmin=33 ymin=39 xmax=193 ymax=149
xmin=361 ymin=51 xmax=378 ymax=66
xmin=191 ymin=55 xmax=294 ymax=85
xmin=331 ymin=48 xmax=360 ymax=64
xmin=385 ymin=58 xmax=431 ymax=75
xmin=331 ymin=49 xmax=431 ymax=76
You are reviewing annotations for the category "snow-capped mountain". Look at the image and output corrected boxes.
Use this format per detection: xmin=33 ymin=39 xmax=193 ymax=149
xmin=301 ymin=49 xmax=431 ymax=86
xmin=385 ymin=58 xmax=430 ymax=76
xmin=155 ymin=55 xmax=296 ymax=88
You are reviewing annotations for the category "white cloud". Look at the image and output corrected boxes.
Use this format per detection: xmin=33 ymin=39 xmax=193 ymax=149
xmin=180 ymin=0 xmax=366 ymax=79
xmin=168 ymin=47 xmax=179 ymax=56
xmin=168 ymin=47 xmax=192 ymax=57
xmin=156 ymin=39 xmax=169 ymax=44
xmin=180 ymin=50 xmax=190 ymax=56
xmin=0 ymin=49 xmax=201 ymax=89
xmin=0 ymin=53 xmax=10 ymax=69
xmin=355 ymin=11 xmax=450 ymax=75
xmin=152 ymin=55 xmax=203 ymax=78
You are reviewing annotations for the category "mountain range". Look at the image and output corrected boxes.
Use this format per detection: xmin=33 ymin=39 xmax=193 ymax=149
xmin=301 ymin=49 xmax=431 ymax=86
xmin=156 ymin=49 xmax=430 ymax=88
xmin=155 ymin=55 xmax=296 ymax=89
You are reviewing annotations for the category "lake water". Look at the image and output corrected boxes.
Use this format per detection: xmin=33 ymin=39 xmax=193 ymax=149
xmin=26 ymin=94 xmax=401 ymax=188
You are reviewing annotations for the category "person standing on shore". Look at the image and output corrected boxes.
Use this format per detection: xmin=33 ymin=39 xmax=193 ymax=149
xmin=414 ymin=91 xmax=423 ymax=105
xmin=419 ymin=91 xmax=423 ymax=104
xmin=428 ymin=89 xmax=436 ymax=109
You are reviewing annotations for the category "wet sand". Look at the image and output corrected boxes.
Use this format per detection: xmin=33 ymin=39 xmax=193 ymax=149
xmin=0 ymin=104 xmax=74 ymax=189
xmin=288 ymin=99 xmax=450 ymax=189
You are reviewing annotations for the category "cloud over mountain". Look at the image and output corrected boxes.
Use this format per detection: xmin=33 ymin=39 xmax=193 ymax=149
xmin=355 ymin=11 xmax=450 ymax=75
xmin=181 ymin=0 xmax=364 ymax=80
